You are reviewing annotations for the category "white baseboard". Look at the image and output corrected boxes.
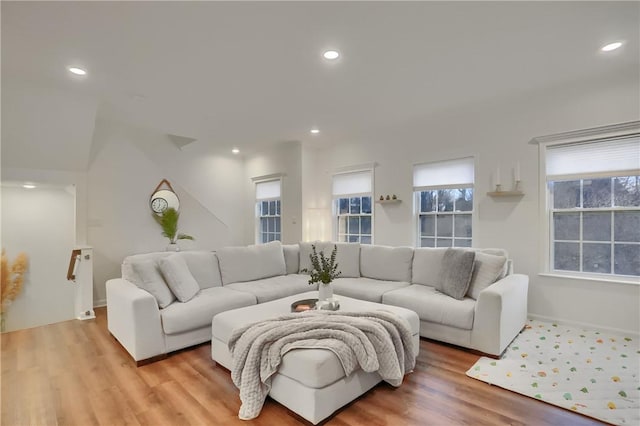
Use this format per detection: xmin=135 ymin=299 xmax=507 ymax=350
xmin=93 ymin=299 xmax=106 ymax=308
xmin=528 ymin=313 xmax=640 ymax=337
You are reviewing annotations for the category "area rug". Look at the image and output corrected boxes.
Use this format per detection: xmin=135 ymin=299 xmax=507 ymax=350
xmin=466 ymin=319 xmax=639 ymax=425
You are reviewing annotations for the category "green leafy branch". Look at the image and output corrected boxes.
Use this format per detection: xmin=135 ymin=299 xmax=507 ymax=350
xmin=154 ymin=207 xmax=194 ymax=244
xmin=301 ymin=244 xmax=341 ymax=286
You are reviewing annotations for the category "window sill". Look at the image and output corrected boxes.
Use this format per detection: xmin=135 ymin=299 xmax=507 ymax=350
xmin=538 ymin=272 xmax=640 ymax=286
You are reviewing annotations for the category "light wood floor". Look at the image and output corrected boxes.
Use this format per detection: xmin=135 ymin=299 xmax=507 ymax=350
xmin=2 ymin=308 xmax=603 ymax=426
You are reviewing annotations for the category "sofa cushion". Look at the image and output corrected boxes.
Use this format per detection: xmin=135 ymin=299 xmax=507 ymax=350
xmin=224 ymin=274 xmax=313 ymax=304
xmin=217 ymin=241 xmax=286 ymax=285
xmin=283 ymin=244 xmax=300 ymax=275
xmin=360 ymin=245 xmax=413 ymax=282
xmin=160 ymin=287 xmax=256 ymax=335
xmin=383 ymin=284 xmax=476 ymax=330
xmin=332 ymin=277 xmax=410 ymax=303
xmin=411 ymin=248 xmax=448 ymax=290
xmin=439 ymin=249 xmax=475 ymax=300
xmin=413 ymin=247 xmax=510 ymax=291
xmin=159 ymin=255 xmax=200 ymax=302
xmin=177 ymin=251 xmax=222 ymax=289
xmin=130 ymin=259 xmax=176 ymax=308
xmin=122 ymin=251 xmax=173 ymax=284
xmin=299 ymin=242 xmax=361 ymax=278
xmin=467 ymin=252 xmax=507 ymax=300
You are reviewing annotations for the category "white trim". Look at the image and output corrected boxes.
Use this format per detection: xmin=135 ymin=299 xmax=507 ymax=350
xmin=332 ymin=162 xmax=376 ymax=175
xmin=538 ymin=272 xmax=640 ymax=286
xmin=529 ymin=120 xmax=640 ymax=146
xmin=413 ymin=183 xmax=474 ymax=191
xmin=93 ymin=298 xmax=107 ymax=308
xmin=528 ymin=313 xmax=640 ymax=337
xmin=251 ymin=173 xmax=285 ymax=183
xmin=547 ymin=169 xmax=640 ymax=181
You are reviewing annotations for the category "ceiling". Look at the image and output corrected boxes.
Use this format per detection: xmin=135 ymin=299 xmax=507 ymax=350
xmin=2 ymin=1 xmax=638 ymax=154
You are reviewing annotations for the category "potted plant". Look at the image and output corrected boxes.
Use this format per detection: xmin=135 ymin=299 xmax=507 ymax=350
xmin=302 ymin=244 xmax=341 ymax=301
xmin=154 ymin=208 xmax=194 ymax=251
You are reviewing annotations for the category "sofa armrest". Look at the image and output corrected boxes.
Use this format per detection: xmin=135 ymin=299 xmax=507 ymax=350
xmin=106 ymin=278 xmax=165 ymax=362
xmin=471 ymin=273 xmax=529 ymax=356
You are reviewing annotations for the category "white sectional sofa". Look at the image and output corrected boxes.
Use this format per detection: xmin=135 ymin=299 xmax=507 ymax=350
xmin=106 ymin=241 xmax=528 ymax=365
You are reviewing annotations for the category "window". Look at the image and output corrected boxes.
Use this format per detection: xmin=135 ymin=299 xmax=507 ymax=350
xmin=255 ymin=179 xmax=281 ymax=244
xmin=543 ymin=133 xmax=640 ymax=278
xmin=332 ymin=169 xmax=373 ymax=244
xmin=413 ymin=157 xmax=474 ymax=247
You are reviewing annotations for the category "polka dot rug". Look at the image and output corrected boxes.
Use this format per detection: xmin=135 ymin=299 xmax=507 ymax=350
xmin=466 ymin=319 xmax=639 ymax=425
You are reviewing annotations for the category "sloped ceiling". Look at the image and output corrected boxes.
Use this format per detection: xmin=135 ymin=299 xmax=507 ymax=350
xmin=2 ymin=84 xmax=98 ymax=171
xmin=1 ymin=1 xmax=638 ymax=158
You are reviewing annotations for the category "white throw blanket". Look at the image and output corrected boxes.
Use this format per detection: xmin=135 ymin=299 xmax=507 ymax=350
xmin=227 ymin=310 xmax=416 ymax=420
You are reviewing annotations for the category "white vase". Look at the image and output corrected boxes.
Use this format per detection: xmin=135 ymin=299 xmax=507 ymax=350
xmin=318 ymin=283 xmax=333 ymax=301
xmin=167 ymin=243 xmax=180 ymax=252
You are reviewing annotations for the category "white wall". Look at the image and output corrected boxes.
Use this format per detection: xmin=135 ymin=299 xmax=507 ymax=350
xmin=303 ymin=71 xmax=640 ymax=334
xmin=244 ymin=141 xmax=303 ymax=245
xmin=1 ymin=185 xmax=77 ymax=331
xmin=87 ymin=119 xmax=246 ymax=304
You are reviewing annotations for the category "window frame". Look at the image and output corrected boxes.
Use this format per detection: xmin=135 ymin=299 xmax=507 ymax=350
xmin=254 ymin=178 xmax=282 ymax=244
xmin=549 ymin=176 xmax=639 ymax=278
xmin=331 ymin=167 xmax=374 ymax=244
xmin=414 ymin=186 xmax=474 ymax=248
xmin=334 ymin=195 xmax=374 ymax=244
xmin=533 ymin=121 xmax=640 ymax=284
xmin=412 ymin=157 xmax=475 ymax=248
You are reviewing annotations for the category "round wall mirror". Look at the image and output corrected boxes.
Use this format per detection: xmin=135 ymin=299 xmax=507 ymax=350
xmin=150 ymin=188 xmax=180 ymax=215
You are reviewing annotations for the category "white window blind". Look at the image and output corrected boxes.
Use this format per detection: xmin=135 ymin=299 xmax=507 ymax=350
xmin=255 ymin=180 xmax=281 ymax=200
xmin=546 ymin=136 xmax=640 ymax=180
xmin=413 ymin=157 xmax=475 ymax=190
xmin=332 ymin=170 xmax=372 ymax=197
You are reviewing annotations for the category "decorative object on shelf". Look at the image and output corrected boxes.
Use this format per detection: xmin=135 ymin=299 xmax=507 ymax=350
xmin=385 ymin=195 xmax=391 ymax=200
xmin=488 ymin=162 xmax=524 ymax=197
xmin=154 ymin=207 xmax=194 ymax=251
xmin=379 ymin=195 xmax=384 ymax=201
xmin=376 ymin=198 xmax=402 ymax=204
xmin=150 ymin=179 xmax=180 ymax=215
xmin=1 ymin=249 xmax=29 ymax=332
xmin=392 ymin=194 xmax=397 ymax=200
xmin=301 ymin=244 xmax=341 ymax=302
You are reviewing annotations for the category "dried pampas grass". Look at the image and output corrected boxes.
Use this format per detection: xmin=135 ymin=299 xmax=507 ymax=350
xmin=1 ymin=249 xmax=29 ymax=314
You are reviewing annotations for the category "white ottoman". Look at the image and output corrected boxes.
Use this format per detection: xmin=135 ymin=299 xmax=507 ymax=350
xmin=211 ymin=291 xmax=420 ymax=424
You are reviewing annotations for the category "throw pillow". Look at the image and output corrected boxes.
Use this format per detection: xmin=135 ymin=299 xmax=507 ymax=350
xmin=438 ymin=249 xmax=476 ymax=300
xmin=467 ymin=251 xmax=508 ymax=300
xmin=131 ymin=260 xmax=176 ymax=308
xmin=159 ymin=255 xmax=200 ymax=302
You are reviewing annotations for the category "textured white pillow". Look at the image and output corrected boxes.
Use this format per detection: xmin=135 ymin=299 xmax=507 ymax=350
xmin=467 ymin=252 xmax=507 ymax=300
xmin=299 ymin=242 xmax=361 ymax=278
xmin=177 ymin=251 xmax=223 ymax=289
xmin=130 ymin=260 xmax=176 ymax=308
xmin=216 ymin=241 xmax=286 ymax=284
xmin=360 ymin=245 xmax=414 ymax=282
xmin=159 ymin=255 xmax=200 ymax=302
xmin=439 ymin=249 xmax=476 ymax=300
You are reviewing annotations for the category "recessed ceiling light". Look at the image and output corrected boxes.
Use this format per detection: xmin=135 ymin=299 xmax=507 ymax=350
xmin=23 ymin=183 xmax=36 ymax=189
xmin=310 ymin=129 xmax=320 ymax=134
xmin=232 ymin=148 xmax=240 ymax=154
xmin=323 ymin=50 xmax=340 ymax=60
xmin=601 ymin=42 xmax=623 ymax=52
xmin=68 ymin=67 xmax=87 ymax=75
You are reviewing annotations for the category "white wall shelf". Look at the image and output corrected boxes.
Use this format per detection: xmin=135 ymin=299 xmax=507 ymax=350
xmin=486 ymin=191 xmax=524 ymax=197
xmin=375 ymin=199 xmax=402 ymax=204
